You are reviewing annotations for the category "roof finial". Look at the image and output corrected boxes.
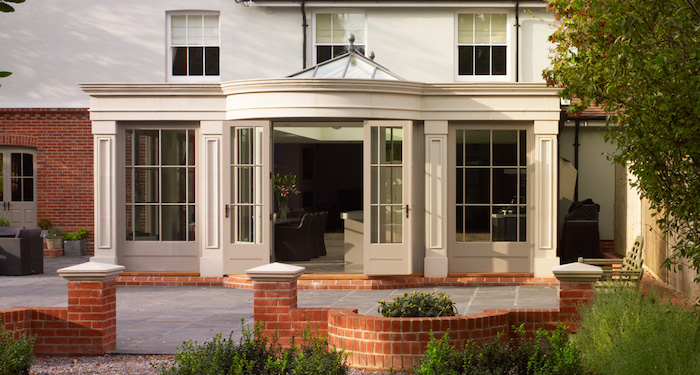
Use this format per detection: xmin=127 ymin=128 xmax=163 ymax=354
xmin=348 ymin=33 xmax=356 ymax=53
xmin=369 ymin=51 xmax=375 ymax=60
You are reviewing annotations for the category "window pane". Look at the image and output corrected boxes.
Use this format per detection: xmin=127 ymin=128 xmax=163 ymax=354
xmin=465 ymin=169 xmax=490 ymax=204
xmin=188 ymin=205 xmax=196 ymax=241
xmin=456 ymin=206 xmax=464 ymax=241
xmin=135 ymin=168 xmax=159 ymax=203
xmin=316 ymin=14 xmax=332 ymax=43
xmin=162 ymin=167 xmax=186 ymax=203
xmin=491 ymin=14 xmax=507 ymax=44
xmin=188 ymin=129 xmax=195 ymax=165
xmin=475 ymin=14 xmax=491 ymax=44
xmin=493 ymin=130 xmax=518 ymax=165
xmin=519 ymin=168 xmax=527 ymax=204
xmin=162 ymin=130 xmax=186 ymax=165
xmin=465 ymin=206 xmax=490 ymax=241
xmin=0 ymin=154 xmax=3 ymax=201
xmin=162 ymin=205 xmax=187 ymax=241
xmin=23 ymin=178 xmax=33 ymax=201
xmin=134 ymin=130 xmax=159 ymax=165
xmin=126 ymin=130 xmax=133 ymax=166
xmin=492 ymin=206 xmax=517 ymax=241
xmin=349 ymin=14 xmax=365 ymax=43
xmin=22 ymin=154 xmax=33 ymax=177
xmin=456 ymin=168 xmax=464 ymax=204
xmin=205 ymin=47 xmax=220 ymax=76
xmin=188 ymin=15 xmax=203 ymax=45
xmin=332 ymin=13 xmax=348 ymax=43
xmin=456 ymin=130 xmax=464 ymax=166
xmin=370 ymin=205 xmax=378 ymax=243
xmin=238 ymin=167 xmax=253 ymax=204
xmin=188 ymin=167 xmax=195 ymax=203
xmin=458 ymin=46 xmax=474 ymax=75
xmin=236 ymin=205 xmax=253 ymax=242
xmin=125 ymin=205 xmax=133 ymax=240
xmin=332 ymin=45 xmax=348 ymax=58
xmin=237 ymin=128 xmax=252 ymax=165
xmin=203 ymin=15 xmax=219 ymax=45
xmin=519 ymin=130 xmax=527 ymax=166
xmin=135 ymin=205 xmax=159 ymax=241
xmin=11 ymin=153 xmax=20 ymax=176
xmin=493 ymin=168 xmax=518 ymax=204
xmin=380 ymin=206 xmax=402 ymax=243
xmin=465 ymin=130 xmax=490 ymax=166
xmin=519 ymin=206 xmax=527 ymax=242
xmin=172 ymin=47 xmax=187 ymax=76
xmin=371 ymin=166 xmax=378 ymax=205
xmin=171 ymin=15 xmax=187 ymax=45
xmin=188 ymin=47 xmax=204 ymax=76
xmin=458 ymin=14 xmax=474 ymax=44
xmin=125 ymin=167 xmax=133 ymax=203
xmin=492 ymin=46 xmax=507 ymax=75
xmin=317 ymin=46 xmax=332 ymax=63
xmin=11 ymin=178 xmax=20 ymax=201
xmin=475 ymin=46 xmax=490 ymax=75
xmin=379 ymin=166 xmax=402 ymax=204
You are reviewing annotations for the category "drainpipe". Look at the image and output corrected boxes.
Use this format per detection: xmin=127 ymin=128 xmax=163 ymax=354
xmin=514 ymin=0 xmax=520 ymax=82
xmin=301 ymin=1 xmax=308 ymax=69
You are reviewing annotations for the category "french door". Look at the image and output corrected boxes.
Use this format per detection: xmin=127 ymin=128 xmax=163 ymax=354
xmin=363 ymin=121 xmax=413 ymax=275
xmin=0 ymin=148 xmax=37 ymax=227
xmin=223 ymin=121 xmax=272 ymax=274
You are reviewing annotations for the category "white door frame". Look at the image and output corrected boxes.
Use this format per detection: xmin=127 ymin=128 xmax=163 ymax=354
xmin=0 ymin=147 xmax=37 ymax=227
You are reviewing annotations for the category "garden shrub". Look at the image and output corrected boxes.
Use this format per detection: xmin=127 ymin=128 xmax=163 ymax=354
xmin=378 ymin=291 xmax=457 ymax=317
xmin=575 ymin=284 xmax=700 ymax=375
xmin=0 ymin=323 xmax=36 ymax=375
xmin=154 ymin=319 xmax=347 ymax=375
xmin=416 ymin=324 xmax=581 ymax=375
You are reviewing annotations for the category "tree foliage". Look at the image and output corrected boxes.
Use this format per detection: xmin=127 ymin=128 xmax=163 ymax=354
xmin=0 ymin=0 xmax=24 ymax=85
xmin=543 ymin=0 xmax=700 ymax=280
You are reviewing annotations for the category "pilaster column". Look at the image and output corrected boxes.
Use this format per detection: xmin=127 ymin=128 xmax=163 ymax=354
xmin=200 ymin=121 xmax=224 ymax=277
xmin=423 ymin=121 xmax=449 ymax=278
xmin=92 ymin=121 xmax=118 ymax=265
xmin=534 ymin=121 xmax=560 ymax=277
xmin=58 ymin=262 xmax=125 ymax=354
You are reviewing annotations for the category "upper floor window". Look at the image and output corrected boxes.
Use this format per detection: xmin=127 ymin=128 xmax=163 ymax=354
xmin=168 ymin=12 xmax=220 ymax=82
xmin=457 ymin=13 xmax=508 ymax=80
xmin=315 ymin=13 xmax=365 ymax=63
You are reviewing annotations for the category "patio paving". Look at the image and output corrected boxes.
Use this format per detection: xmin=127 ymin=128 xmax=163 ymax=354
xmin=0 ymin=257 xmax=559 ymax=354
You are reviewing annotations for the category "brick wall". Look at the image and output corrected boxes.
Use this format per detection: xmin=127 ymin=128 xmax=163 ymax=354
xmin=0 ymin=108 xmax=94 ymax=254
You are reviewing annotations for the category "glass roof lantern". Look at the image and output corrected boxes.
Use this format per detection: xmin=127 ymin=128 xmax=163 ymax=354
xmin=288 ymin=34 xmax=403 ymax=80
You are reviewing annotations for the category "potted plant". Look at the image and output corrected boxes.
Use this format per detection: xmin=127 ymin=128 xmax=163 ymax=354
xmin=37 ymin=218 xmax=52 ymax=239
xmin=63 ymin=228 xmax=89 ymax=256
xmin=274 ymin=172 xmax=300 ymax=220
xmin=0 ymin=217 xmax=9 ymax=227
xmin=45 ymin=228 xmax=64 ymax=251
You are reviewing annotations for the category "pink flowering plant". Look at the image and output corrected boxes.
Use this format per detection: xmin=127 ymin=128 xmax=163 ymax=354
xmin=274 ymin=173 xmax=300 ymax=219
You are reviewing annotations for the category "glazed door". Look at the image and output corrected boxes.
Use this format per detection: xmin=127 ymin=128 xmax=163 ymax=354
xmin=364 ymin=121 xmax=413 ymax=275
xmin=0 ymin=148 xmax=37 ymax=227
xmin=223 ymin=121 xmax=272 ymax=274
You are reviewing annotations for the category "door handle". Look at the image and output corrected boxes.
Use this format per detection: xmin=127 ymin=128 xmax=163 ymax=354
xmin=405 ymin=204 xmax=410 ymax=219
xmin=225 ymin=205 xmax=230 ymax=218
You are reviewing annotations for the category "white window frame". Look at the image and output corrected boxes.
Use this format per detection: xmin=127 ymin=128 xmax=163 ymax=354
xmin=166 ymin=11 xmax=221 ymax=83
xmin=312 ymin=11 xmax=367 ymax=64
xmin=455 ymin=11 xmax=512 ymax=82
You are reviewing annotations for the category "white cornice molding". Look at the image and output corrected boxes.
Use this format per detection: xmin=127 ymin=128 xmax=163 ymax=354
xmin=79 ymin=83 xmax=224 ymax=96
xmin=249 ymin=1 xmax=548 ymax=8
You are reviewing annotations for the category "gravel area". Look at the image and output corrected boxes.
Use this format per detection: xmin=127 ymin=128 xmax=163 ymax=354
xmin=30 ymin=355 xmax=407 ymax=375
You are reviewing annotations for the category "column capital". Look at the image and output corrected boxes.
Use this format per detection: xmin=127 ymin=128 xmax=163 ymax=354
xmin=552 ymin=262 xmax=603 ymax=283
xmin=246 ymin=262 xmax=305 ymax=282
xmin=58 ymin=261 xmax=125 ymax=282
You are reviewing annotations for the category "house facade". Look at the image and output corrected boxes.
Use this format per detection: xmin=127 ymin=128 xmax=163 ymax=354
xmin=2 ymin=0 xmax=568 ymax=278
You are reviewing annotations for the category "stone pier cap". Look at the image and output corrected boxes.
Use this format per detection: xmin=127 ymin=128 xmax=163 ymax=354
xmin=246 ymin=262 xmax=305 ymax=282
xmin=552 ymin=262 xmax=603 ymax=283
xmin=57 ymin=261 xmax=125 ymax=281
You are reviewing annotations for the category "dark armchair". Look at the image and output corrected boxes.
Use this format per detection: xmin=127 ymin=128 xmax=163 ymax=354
xmin=275 ymin=214 xmax=314 ymax=262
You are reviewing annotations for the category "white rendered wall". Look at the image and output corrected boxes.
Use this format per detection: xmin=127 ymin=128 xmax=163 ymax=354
xmin=0 ymin=0 xmax=301 ymax=108
xmin=1 ymin=1 xmax=553 ymax=108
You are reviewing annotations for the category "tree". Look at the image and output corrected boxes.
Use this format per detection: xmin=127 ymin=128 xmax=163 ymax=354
xmin=0 ymin=0 xmax=25 ymax=85
xmin=543 ymin=0 xmax=700 ymax=280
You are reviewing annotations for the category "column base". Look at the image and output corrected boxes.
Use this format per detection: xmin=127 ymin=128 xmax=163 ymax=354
xmin=534 ymin=256 xmax=561 ymax=278
xmin=424 ymin=256 xmax=448 ymax=278
xmin=200 ymin=257 xmax=224 ymax=277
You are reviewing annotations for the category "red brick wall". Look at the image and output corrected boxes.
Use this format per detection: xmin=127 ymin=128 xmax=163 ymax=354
xmin=0 ymin=108 xmax=94 ymax=254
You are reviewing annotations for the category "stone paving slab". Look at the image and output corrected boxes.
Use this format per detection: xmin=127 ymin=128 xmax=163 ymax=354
xmin=0 ymin=257 xmax=559 ymax=354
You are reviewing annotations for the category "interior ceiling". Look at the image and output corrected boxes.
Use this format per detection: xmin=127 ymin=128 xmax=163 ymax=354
xmin=274 ymin=122 xmax=364 ymax=143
